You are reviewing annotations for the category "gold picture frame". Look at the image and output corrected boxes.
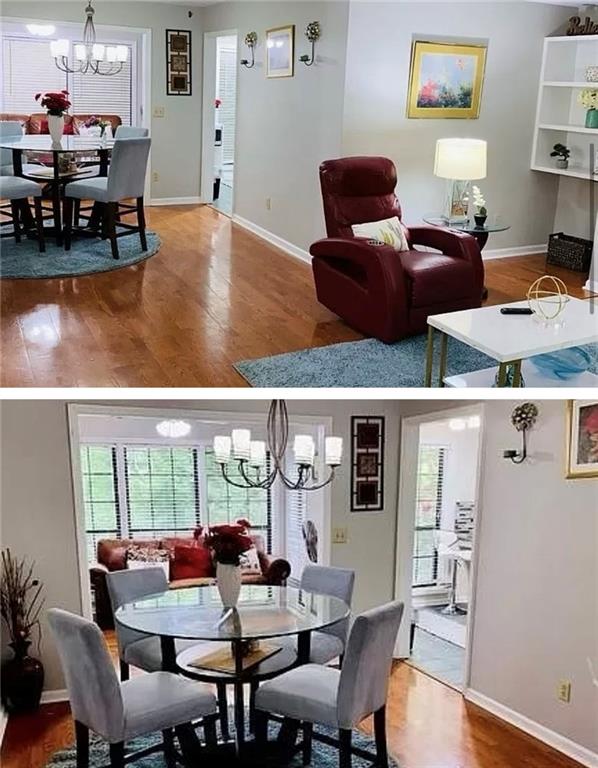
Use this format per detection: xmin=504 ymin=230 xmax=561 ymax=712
xmin=407 ymin=40 xmax=487 ymax=119
xmin=266 ymin=25 xmax=294 ymax=78
xmin=566 ymin=400 xmax=598 ymax=479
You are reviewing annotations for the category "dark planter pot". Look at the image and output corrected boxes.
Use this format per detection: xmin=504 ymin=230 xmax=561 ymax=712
xmin=474 ymin=214 xmax=487 ymax=228
xmin=1 ymin=639 xmax=44 ymax=713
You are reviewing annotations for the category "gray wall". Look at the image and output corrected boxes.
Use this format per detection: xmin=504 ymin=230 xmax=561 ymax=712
xmin=342 ymin=1 xmax=571 ymax=252
xmin=201 ymin=1 xmax=349 ymax=251
xmin=1 ymin=1 xmax=204 ymax=201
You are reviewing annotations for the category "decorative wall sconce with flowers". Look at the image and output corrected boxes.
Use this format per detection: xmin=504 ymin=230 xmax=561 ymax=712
xmin=503 ymin=402 xmax=538 ymax=464
xmin=299 ymin=21 xmax=321 ymax=66
xmin=240 ymin=31 xmax=257 ymax=68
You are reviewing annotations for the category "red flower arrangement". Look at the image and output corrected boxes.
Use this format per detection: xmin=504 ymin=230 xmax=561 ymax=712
xmin=35 ymin=90 xmax=71 ymax=116
xmin=204 ymin=520 xmax=253 ymax=566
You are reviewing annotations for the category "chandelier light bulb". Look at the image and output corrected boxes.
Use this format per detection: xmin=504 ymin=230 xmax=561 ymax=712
xmin=249 ymin=440 xmax=266 ymax=468
xmin=232 ymin=429 xmax=251 ymax=461
xmin=213 ymin=436 xmax=232 ymax=464
xmin=294 ymin=435 xmax=315 ymax=466
xmin=155 ymin=419 xmax=191 ymax=439
xmin=325 ymin=437 xmax=343 ymax=466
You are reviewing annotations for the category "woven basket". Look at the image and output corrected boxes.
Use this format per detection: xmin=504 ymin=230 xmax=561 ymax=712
xmin=546 ymin=232 xmax=593 ymax=272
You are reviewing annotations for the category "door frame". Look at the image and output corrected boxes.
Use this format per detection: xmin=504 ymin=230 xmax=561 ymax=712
xmin=200 ymin=29 xmax=238 ymax=213
xmin=393 ymin=403 xmax=487 ymax=692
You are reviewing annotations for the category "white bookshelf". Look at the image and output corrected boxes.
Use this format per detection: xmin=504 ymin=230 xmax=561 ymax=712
xmin=531 ymin=34 xmax=598 ymax=180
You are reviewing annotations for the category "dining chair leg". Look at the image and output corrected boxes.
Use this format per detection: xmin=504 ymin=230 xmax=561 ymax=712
xmin=109 ymin=741 xmax=125 ymax=768
xmin=203 ymin=714 xmax=218 ymax=749
xmin=137 ymin=196 xmax=147 ymax=251
xmin=249 ymin=679 xmax=259 ymax=733
xmin=254 ymin=710 xmax=268 ymax=747
xmin=162 ymin=728 xmax=176 ymax=768
xmin=339 ymin=728 xmax=352 ymax=768
xmin=216 ymin=682 xmax=230 ymax=741
xmin=119 ymin=659 xmax=129 ymax=681
xmin=33 ymin=197 xmax=45 ymax=254
xmin=63 ymin=196 xmax=73 ymax=251
xmin=302 ymin=722 xmax=313 ymax=766
xmin=10 ymin=200 xmax=21 ymax=243
xmin=106 ymin=202 xmax=119 ymax=259
xmin=73 ymin=199 xmax=81 ymax=229
xmin=75 ymin=721 xmax=89 ymax=768
xmin=374 ymin=706 xmax=388 ymax=768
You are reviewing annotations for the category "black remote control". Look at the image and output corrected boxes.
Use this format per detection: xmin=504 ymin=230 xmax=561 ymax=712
xmin=500 ymin=307 xmax=533 ymax=315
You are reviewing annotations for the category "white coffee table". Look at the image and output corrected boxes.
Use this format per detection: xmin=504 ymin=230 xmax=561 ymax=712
xmin=424 ymin=298 xmax=598 ymax=388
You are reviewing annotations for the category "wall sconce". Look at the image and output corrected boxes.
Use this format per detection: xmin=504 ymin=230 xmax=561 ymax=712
xmin=299 ymin=21 xmax=321 ymax=66
xmin=503 ymin=403 xmax=538 ymax=464
xmin=240 ymin=32 xmax=257 ymax=68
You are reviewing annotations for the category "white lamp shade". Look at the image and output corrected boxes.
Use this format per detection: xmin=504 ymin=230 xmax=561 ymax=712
xmin=249 ymin=440 xmax=266 ymax=467
xmin=106 ymin=46 xmax=117 ymax=62
xmin=50 ymin=39 xmax=70 ymax=57
xmin=294 ymin=435 xmax=315 ymax=466
xmin=92 ymin=43 xmax=105 ymax=61
xmin=116 ymin=45 xmax=128 ymax=62
xmin=434 ymin=138 xmax=487 ymax=181
xmin=213 ymin=436 xmax=232 ymax=463
xmin=232 ymin=429 xmax=251 ymax=461
xmin=74 ymin=44 xmax=87 ymax=61
xmin=325 ymin=437 xmax=343 ymax=466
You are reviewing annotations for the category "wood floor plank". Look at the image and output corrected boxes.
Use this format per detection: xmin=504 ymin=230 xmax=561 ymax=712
xmin=0 ymin=205 xmax=593 ymax=388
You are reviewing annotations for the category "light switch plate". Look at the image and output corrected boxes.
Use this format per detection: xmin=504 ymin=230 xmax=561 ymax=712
xmin=557 ymin=681 xmax=571 ymax=703
xmin=332 ymin=527 xmax=348 ymax=544
xmin=153 ymin=106 xmax=165 ymax=118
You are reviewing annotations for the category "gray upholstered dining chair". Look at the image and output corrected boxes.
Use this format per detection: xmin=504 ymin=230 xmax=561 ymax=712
xmin=47 ymin=608 xmax=218 ymax=768
xmin=254 ymin=600 xmax=404 ymax=768
xmin=0 ymin=175 xmax=45 ymax=252
xmin=0 ymin=121 xmax=23 ymax=175
xmin=63 ymin=136 xmax=151 ymax=259
xmin=115 ymin=126 xmax=149 ymax=139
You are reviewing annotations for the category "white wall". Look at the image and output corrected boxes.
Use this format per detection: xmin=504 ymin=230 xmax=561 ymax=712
xmin=342 ymin=1 xmax=571 ymax=253
xmin=1 ymin=1 xmax=204 ymax=201
xmin=201 ymin=1 xmax=350 ymax=251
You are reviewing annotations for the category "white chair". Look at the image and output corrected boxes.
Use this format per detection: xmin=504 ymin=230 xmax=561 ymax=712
xmin=0 ymin=175 xmax=45 ymax=252
xmin=63 ymin=137 xmax=151 ymax=259
xmin=0 ymin=121 xmax=23 ymax=176
xmin=115 ymin=126 xmax=149 ymax=139
xmin=47 ymin=608 xmax=218 ymax=768
xmin=255 ymin=600 xmax=404 ymax=768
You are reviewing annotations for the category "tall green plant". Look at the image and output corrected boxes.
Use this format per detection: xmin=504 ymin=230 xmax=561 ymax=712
xmin=0 ymin=549 xmax=44 ymax=648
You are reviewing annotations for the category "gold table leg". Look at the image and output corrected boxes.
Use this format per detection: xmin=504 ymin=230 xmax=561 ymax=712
xmin=425 ymin=326 xmax=435 ymax=387
xmin=497 ymin=362 xmax=508 ymax=387
xmin=438 ymin=333 xmax=448 ymax=388
xmin=512 ymin=359 xmax=522 ymax=388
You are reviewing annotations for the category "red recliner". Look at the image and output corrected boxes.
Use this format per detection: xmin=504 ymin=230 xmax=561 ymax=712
xmin=310 ymin=156 xmax=484 ymax=343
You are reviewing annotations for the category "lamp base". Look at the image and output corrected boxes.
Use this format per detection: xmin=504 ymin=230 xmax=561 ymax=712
xmin=442 ymin=179 xmax=470 ymax=225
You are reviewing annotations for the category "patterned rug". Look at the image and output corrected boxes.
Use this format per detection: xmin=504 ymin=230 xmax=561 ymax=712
xmin=234 ymin=335 xmax=598 ymax=388
xmin=44 ymin=716 xmax=398 ymax=767
xmin=0 ymin=229 xmax=160 ymax=279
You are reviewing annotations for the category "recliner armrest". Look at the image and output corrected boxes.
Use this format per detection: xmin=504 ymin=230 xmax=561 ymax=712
xmin=407 ymin=226 xmax=480 ymax=263
xmin=310 ymin=236 xmax=398 ymax=266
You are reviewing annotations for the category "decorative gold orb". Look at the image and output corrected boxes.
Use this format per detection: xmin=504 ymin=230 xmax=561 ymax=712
xmin=527 ymin=275 xmax=569 ymax=321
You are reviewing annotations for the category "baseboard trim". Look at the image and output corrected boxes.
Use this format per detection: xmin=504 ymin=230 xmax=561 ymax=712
xmin=583 ymin=277 xmax=598 ymax=293
xmin=232 ymin=215 xmax=311 ymax=265
xmin=465 ymin=689 xmax=598 ymax=767
xmin=149 ymin=197 xmax=203 ymax=206
xmin=40 ymin=688 xmax=69 ymax=705
xmin=482 ymin=244 xmax=546 ymax=260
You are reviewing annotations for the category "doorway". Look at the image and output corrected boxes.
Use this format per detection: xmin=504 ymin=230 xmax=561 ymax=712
xmin=395 ymin=405 xmax=484 ymax=691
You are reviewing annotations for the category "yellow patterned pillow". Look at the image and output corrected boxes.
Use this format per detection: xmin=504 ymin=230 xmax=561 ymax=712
xmin=351 ymin=216 xmax=409 ymax=252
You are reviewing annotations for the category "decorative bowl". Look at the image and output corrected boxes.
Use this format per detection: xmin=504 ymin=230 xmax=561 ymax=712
xmin=586 ymin=66 xmax=598 ymax=83
xmin=530 ymin=347 xmax=592 ymax=380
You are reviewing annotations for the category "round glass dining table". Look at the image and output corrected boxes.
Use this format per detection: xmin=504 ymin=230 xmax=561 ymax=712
xmin=116 ymin=584 xmax=349 ymax=761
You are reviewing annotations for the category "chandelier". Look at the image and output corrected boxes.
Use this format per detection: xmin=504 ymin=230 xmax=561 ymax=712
xmin=50 ymin=1 xmax=128 ymax=76
xmin=213 ymin=400 xmax=343 ymax=491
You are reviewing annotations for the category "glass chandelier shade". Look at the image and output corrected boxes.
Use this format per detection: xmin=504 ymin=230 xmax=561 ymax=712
xmin=213 ymin=400 xmax=343 ymax=491
xmin=51 ymin=2 xmax=128 ymax=76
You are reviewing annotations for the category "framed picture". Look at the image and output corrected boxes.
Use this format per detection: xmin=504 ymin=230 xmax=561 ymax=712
xmin=407 ymin=40 xmax=487 ymax=119
xmin=566 ymin=400 xmax=598 ymax=478
xmin=166 ymin=30 xmax=191 ymax=95
xmin=351 ymin=416 xmax=385 ymax=512
xmin=266 ymin=25 xmax=294 ymax=78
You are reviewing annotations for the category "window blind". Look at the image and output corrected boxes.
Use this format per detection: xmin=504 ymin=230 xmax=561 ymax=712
xmin=70 ymin=42 xmax=133 ymax=125
xmin=285 ymin=462 xmax=308 ymax=585
xmin=80 ymin=444 xmax=121 ymax=563
xmin=216 ymin=44 xmax=236 ymax=164
xmin=413 ymin=445 xmax=446 ymax=587
xmin=2 ymin=37 xmax=66 ymax=113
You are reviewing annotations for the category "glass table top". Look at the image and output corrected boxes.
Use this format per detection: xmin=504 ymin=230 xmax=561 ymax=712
xmin=0 ymin=136 xmax=115 ymax=152
xmin=423 ymin=214 xmax=510 ymax=234
xmin=115 ymin=584 xmax=350 ymax=641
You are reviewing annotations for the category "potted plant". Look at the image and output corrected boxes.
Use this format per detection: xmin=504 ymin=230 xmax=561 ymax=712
xmin=550 ymin=143 xmax=570 ymax=170
xmin=579 ymin=89 xmax=598 ymax=129
xmin=472 ymin=185 xmax=487 ymax=228
xmin=0 ymin=549 xmax=45 ymax=713
xmin=204 ymin=520 xmax=253 ymax=608
xmin=34 ymin=90 xmax=71 ymax=146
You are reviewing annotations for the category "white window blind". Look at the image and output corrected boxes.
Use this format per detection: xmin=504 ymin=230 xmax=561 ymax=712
xmin=70 ymin=42 xmax=133 ymax=125
xmin=2 ymin=37 xmax=66 ymax=113
xmin=413 ymin=445 xmax=446 ymax=587
xmin=216 ymin=43 xmax=236 ymax=163
xmin=80 ymin=445 xmax=121 ymax=563
xmin=285 ymin=463 xmax=308 ymax=585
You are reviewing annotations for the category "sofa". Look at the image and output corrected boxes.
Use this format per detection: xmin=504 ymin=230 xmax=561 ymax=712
xmin=90 ymin=532 xmax=291 ymax=629
xmin=0 ymin=112 xmax=122 ymax=135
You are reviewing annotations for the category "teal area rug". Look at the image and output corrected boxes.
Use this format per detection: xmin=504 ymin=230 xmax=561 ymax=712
xmin=234 ymin=336 xmax=598 ymax=388
xmin=0 ymin=230 xmax=160 ymax=279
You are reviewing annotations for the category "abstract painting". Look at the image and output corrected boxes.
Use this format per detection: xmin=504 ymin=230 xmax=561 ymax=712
xmin=266 ymin=25 xmax=294 ymax=78
xmin=407 ymin=41 xmax=486 ymax=119
xmin=166 ymin=30 xmax=192 ymax=95
xmin=567 ymin=400 xmax=598 ymax=478
xmin=351 ymin=416 xmax=385 ymax=511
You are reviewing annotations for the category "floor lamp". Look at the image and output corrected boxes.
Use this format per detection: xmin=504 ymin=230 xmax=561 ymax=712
xmin=434 ymin=138 xmax=487 ymax=225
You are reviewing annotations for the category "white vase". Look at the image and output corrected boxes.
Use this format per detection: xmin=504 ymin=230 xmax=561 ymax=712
xmin=216 ymin=563 xmax=241 ymax=608
xmin=48 ymin=114 xmax=64 ymax=146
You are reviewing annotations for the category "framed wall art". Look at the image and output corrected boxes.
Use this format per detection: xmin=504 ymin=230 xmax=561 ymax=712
xmin=351 ymin=416 xmax=385 ymax=512
xmin=407 ymin=40 xmax=487 ymax=119
xmin=266 ymin=25 xmax=295 ymax=78
xmin=566 ymin=400 xmax=598 ymax=478
xmin=166 ymin=29 xmax=192 ymax=95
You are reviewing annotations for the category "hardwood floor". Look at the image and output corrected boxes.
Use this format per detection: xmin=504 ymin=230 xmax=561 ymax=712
xmin=0 ymin=204 xmax=593 ymax=387
xmin=1 ymin=656 xmax=584 ymax=768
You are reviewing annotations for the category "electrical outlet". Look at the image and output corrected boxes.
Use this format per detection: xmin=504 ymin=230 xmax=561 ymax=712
xmin=265 ymin=197 xmax=272 ymax=211
xmin=153 ymin=106 xmax=165 ymax=118
xmin=557 ymin=681 xmax=571 ymax=703
xmin=332 ymin=527 xmax=348 ymax=544
xmin=152 ymin=172 xmax=159 ymax=183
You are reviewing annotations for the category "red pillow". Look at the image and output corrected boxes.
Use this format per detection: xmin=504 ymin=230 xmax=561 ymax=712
xmin=171 ymin=545 xmax=214 ymax=581
xmin=39 ymin=119 xmax=75 ymax=135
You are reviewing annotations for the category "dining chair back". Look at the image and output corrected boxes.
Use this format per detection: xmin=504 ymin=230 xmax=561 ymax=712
xmin=301 ymin=564 xmax=355 ymax=644
xmin=106 ymin=137 xmax=151 ymax=202
xmin=0 ymin=121 xmax=22 ymax=172
xmin=114 ymin=126 xmax=149 ymax=139
xmin=47 ymin=608 xmax=125 ymax=742
xmin=337 ymin=600 xmax=404 ymax=729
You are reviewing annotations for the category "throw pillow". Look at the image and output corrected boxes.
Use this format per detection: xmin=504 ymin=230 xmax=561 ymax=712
xmin=239 ymin=546 xmax=261 ymax=574
xmin=351 ymin=216 xmax=409 ymax=252
xmin=171 ymin=545 xmax=214 ymax=581
xmin=126 ymin=545 xmax=170 ymax=579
